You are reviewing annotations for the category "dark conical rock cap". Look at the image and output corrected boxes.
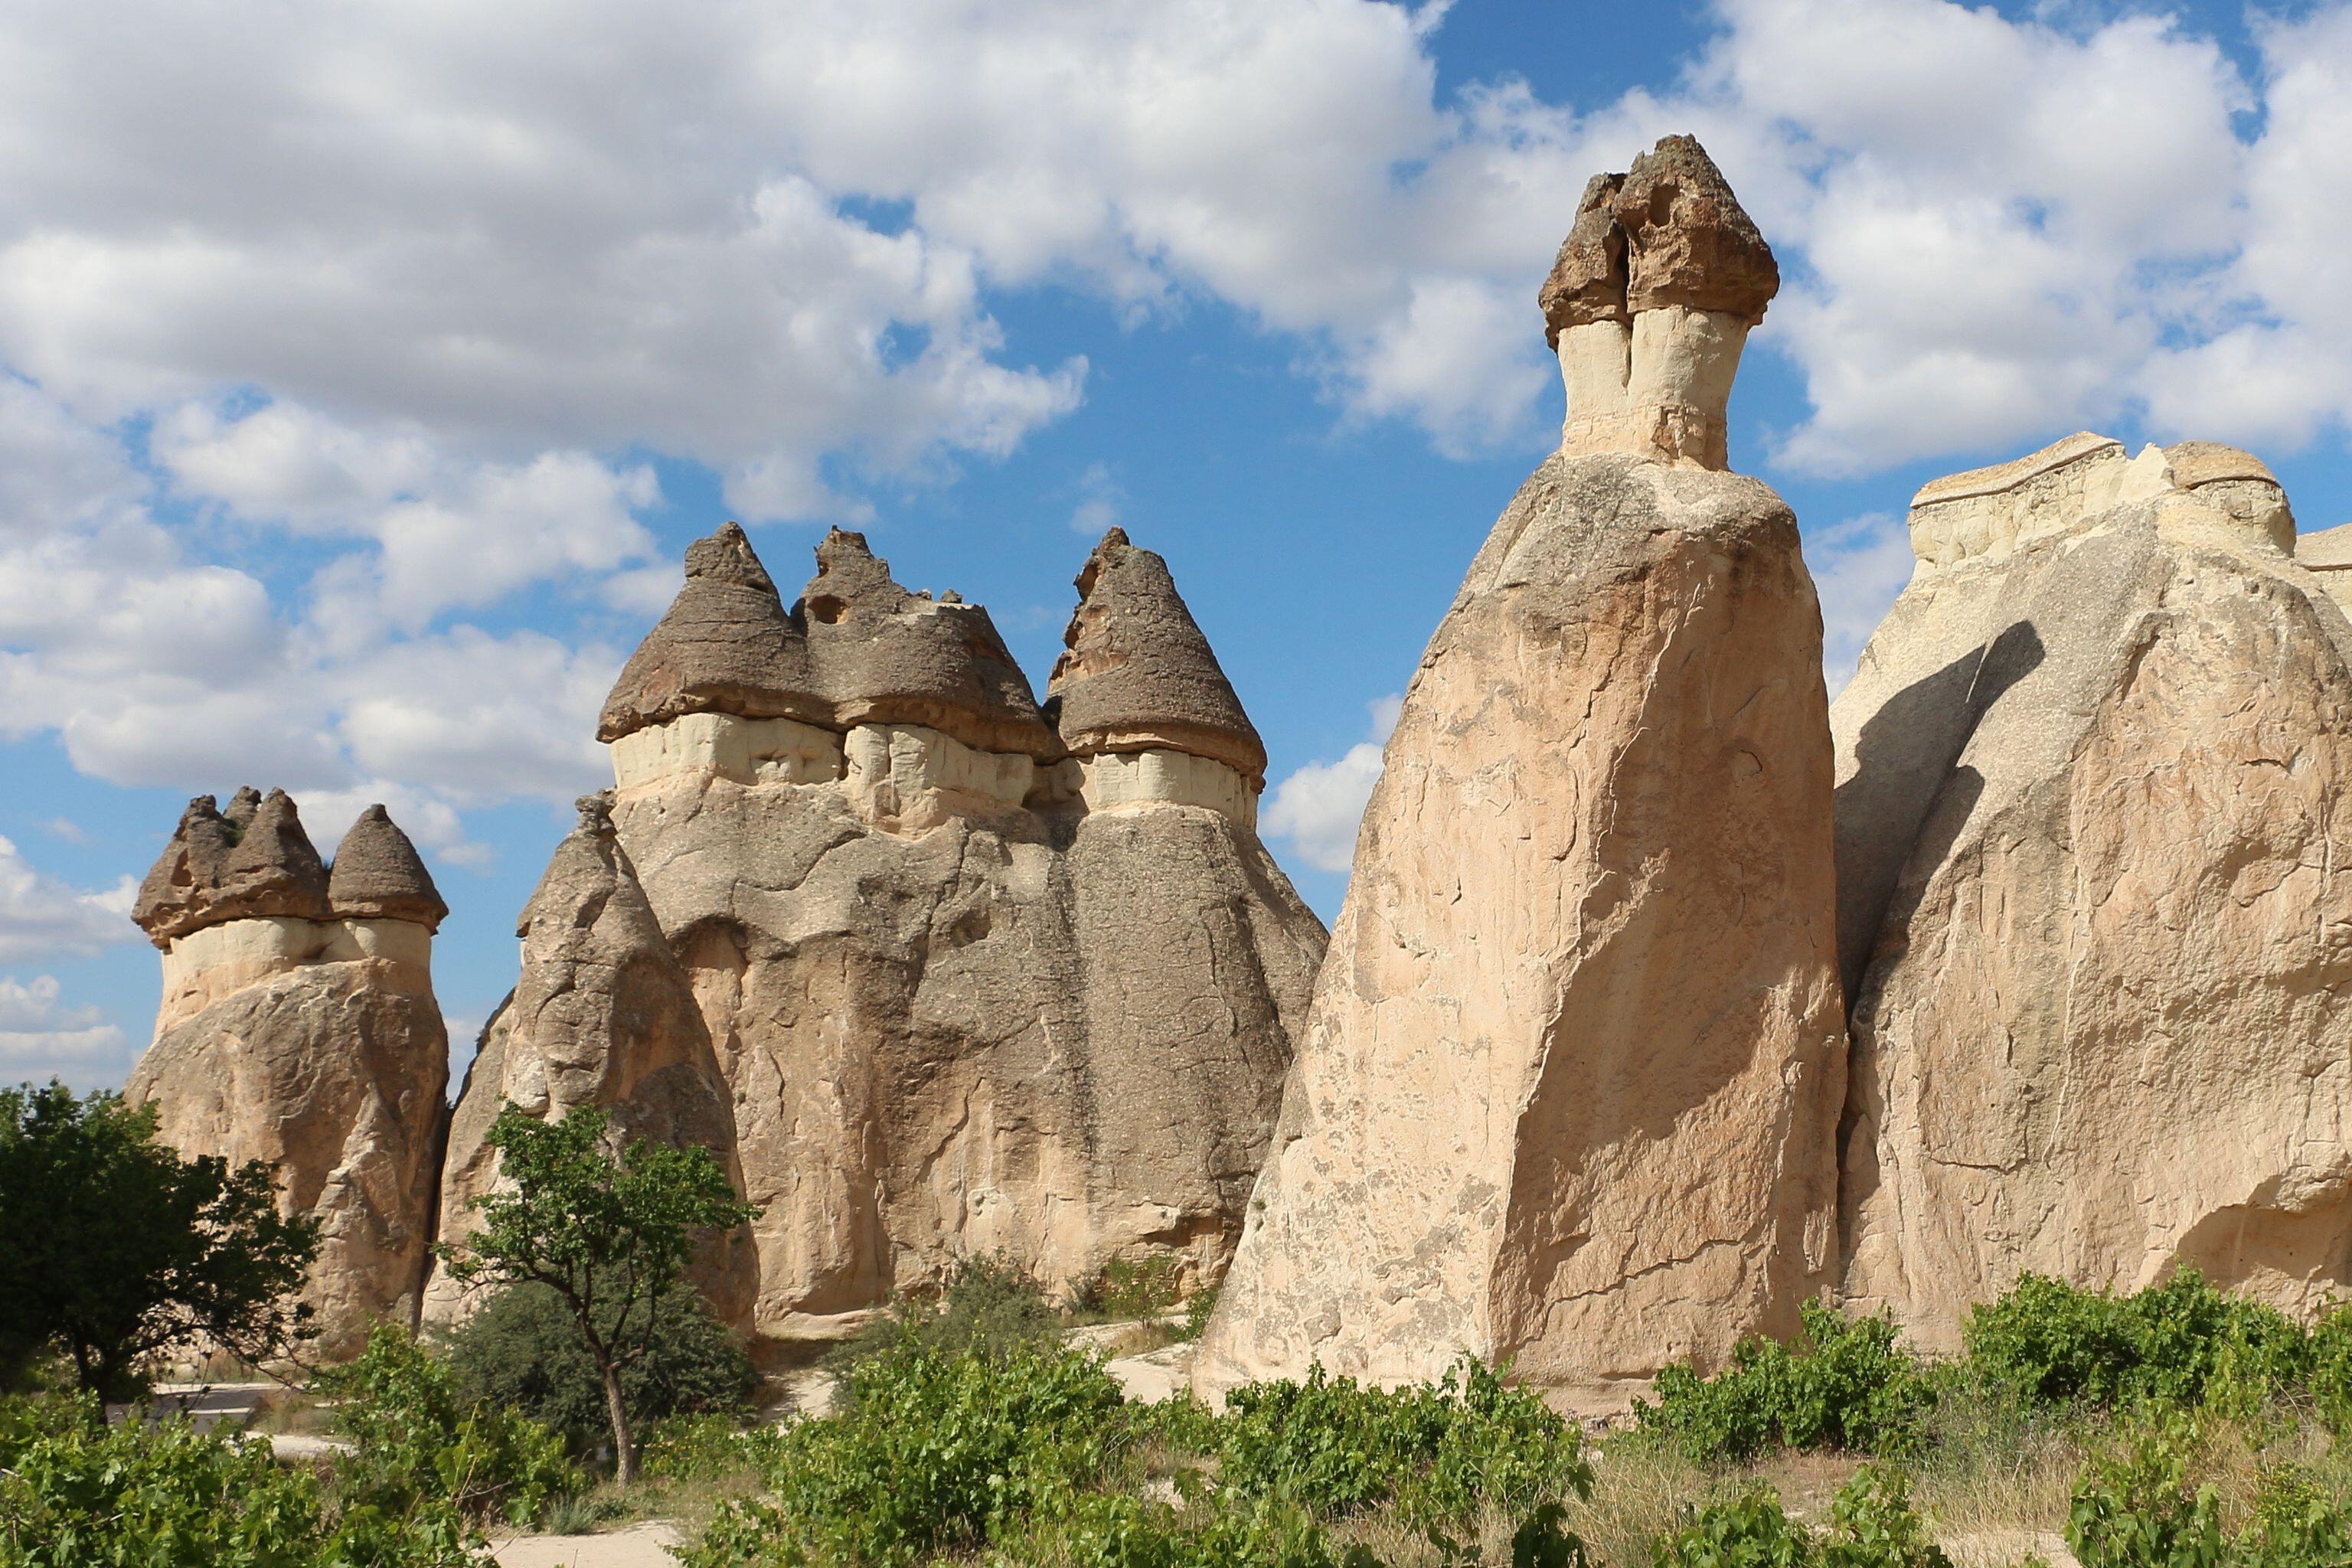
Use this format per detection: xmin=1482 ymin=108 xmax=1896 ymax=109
xmin=596 ymin=523 xmax=825 ymax=743
xmin=1539 ymin=134 xmax=1779 ymax=343
xmin=1046 ymin=528 xmax=1267 ymax=782
xmin=799 ymin=528 xmax=1059 ymax=758
xmin=132 ymin=795 xmax=241 ymax=946
xmin=1537 ymin=173 xmax=1631 ymax=345
xmin=133 ymin=786 xmax=333 ymax=945
xmin=328 ymin=805 xmax=449 ymax=931
xmin=214 ymin=789 xmax=333 ymax=923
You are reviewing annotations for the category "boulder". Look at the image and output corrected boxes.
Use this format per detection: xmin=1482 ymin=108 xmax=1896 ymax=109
xmin=1834 ymin=433 xmax=2352 ymax=1348
xmin=1195 ymin=137 xmax=1846 ymax=1409
xmin=125 ymin=795 xmax=449 ymax=1357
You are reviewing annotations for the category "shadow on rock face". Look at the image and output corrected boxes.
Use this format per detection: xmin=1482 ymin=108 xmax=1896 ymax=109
xmin=1834 ymin=619 xmax=2044 ymax=1011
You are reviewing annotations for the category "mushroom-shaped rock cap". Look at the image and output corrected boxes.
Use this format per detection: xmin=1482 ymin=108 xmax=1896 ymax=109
xmin=328 ymin=805 xmax=449 ymax=931
xmin=1045 ymin=528 xmax=1267 ymax=782
xmin=1539 ymin=135 xmax=1778 ymax=343
xmin=132 ymin=787 xmax=333 ymax=946
xmin=2165 ymin=441 xmax=2282 ymax=491
xmin=1537 ymin=172 xmax=1632 ymax=344
xmin=597 ymin=523 xmax=824 ymax=743
xmin=799 ymin=528 xmax=1059 ymax=758
xmin=214 ymin=789 xmax=334 ymax=923
xmin=132 ymin=795 xmax=243 ymax=946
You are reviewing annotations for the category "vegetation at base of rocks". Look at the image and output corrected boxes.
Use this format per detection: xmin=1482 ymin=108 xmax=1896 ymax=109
xmin=324 ymin=1325 xmax=582 ymax=1528
xmin=1636 ymin=1270 xmax=2352 ymax=1471
xmin=432 ymin=1102 xmax=759 ymax=1484
xmin=1073 ymin=1256 xmax=1188 ymax=1323
xmin=1637 ymin=1303 xmax=1936 ymax=1464
xmin=0 ymin=1081 xmax=318 ymax=1400
xmin=684 ymin=1341 xmax=1593 ymax=1568
xmin=826 ymin=1253 xmax=1070 ymax=1378
xmin=1648 ymin=1467 xmax=1951 ymax=1568
xmin=0 ymin=1387 xmax=495 ymax=1566
xmin=442 ymin=1277 xmax=756 ymax=1457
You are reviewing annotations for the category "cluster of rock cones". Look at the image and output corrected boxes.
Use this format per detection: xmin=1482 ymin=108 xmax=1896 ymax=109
xmin=123 ymin=136 xmax=2352 ymax=1400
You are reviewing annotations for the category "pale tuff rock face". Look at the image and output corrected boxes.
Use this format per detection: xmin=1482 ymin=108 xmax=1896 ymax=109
xmin=125 ymin=793 xmax=449 ymax=1357
xmin=2299 ymin=519 xmax=2352 ymax=617
xmin=1833 ymin=435 xmax=2352 ymax=1350
xmin=1197 ymin=143 xmax=1845 ymax=1408
xmin=575 ymin=524 xmax=1325 ymax=1339
xmin=1540 ymin=136 xmax=1779 ymax=471
xmin=424 ymin=794 xmax=757 ymax=1330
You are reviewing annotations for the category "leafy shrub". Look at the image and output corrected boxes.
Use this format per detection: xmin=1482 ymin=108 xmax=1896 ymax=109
xmin=0 ymin=1393 xmax=334 ymax=1568
xmin=1651 ymin=1488 xmax=1818 ymax=1568
xmin=1076 ymin=1256 xmax=1187 ymax=1321
xmin=2237 ymin=1465 xmax=2352 ymax=1568
xmin=1965 ymin=1271 xmax=2308 ymax=1413
xmin=642 ymin=1410 xmax=788 ymax=1483
xmin=1177 ymin=1287 xmax=1220 ymax=1344
xmin=1822 ymin=1466 xmax=1952 ymax=1568
xmin=2065 ymin=1416 xmax=2226 ymax=1568
xmin=683 ymin=1340 xmax=1129 ymax=1566
xmin=0 ymin=1391 xmax=480 ymax=1567
xmin=325 ymin=1325 xmax=580 ymax=1528
xmin=443 ymin=1279 xmax=755 ymax=1456
xmin=1636 ymin=1302 xmax=1934 ymax=1463
xmin=2301 ymin=1302 xmax=2352 ymax=1436
xmin=1215 ymin=1357 xmax=1589 ymax=1529
xmin=988 ymin=1488 xmax=1374 ymax=1568
xmin=1650 ymin=1469 xmax=1949 ymax=1568
xmin=826 ymin=1253 xmax=1064 ymax=1378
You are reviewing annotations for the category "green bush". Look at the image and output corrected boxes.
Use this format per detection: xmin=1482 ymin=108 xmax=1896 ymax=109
xmin=443 ymin=1279 xmax=755 ymax=1456
xmin=1076 ymin=1256 xmax=1186 ymax=1321
xmin=1215 ymin=1357 xmax=1588 ymax=1529
xmin=1635 ymin=1302 xmax=1934 ymax=1463
xmin=642 ymin=1410 xmax=788 ymax=1483
xmin=0 ymin=1392 xmax=480 ymax=1567
xmin=1651 ymin=1488 xmax=1818 ymax=1568
xmin=2237 ymin=1465 xmax=2352 ymax=1568
xmin=826 ymin=1253 xmax=1065 ymax=1379
xmin=1965 ymin=1271 xmax=2308 ymax=1413
xmin=1651 ymin=1468 xmax=1949 ymax=1568
xmin=325 ymin=1325 xmax=580 ymax=1528
xmin=684 ymin=1340 xmax=1129 ymax=1566
xmin=988 ymin=1488 xmax=1375 ymax=1568
xmin=2066 ymin=1417 xmax=2226 ymax=1568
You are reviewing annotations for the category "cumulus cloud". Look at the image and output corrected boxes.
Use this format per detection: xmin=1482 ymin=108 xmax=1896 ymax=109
xmin=0 ymin=975 xmax=133 ymax=1088
xmin=1807 ymin=512 xmax=1919 ymax=697
xmin=1263 ymin=694 xmax=1403 ymax=874
xmin=0 ymin=836 xmax=136 ymax=963
xmin=3 ymin=0 xmax=2350 ymax=876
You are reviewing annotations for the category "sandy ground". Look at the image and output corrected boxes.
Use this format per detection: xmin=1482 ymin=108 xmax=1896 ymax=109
xmin=489 ymin=1522 xmax=681 ymax=1567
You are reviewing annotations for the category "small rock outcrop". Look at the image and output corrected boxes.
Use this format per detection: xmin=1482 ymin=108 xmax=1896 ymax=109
xmin=124 ymin=793 xmax=449 ymax=1356
xmin=1197 ymin=137 xmax=1846 ymax=1406
xmin=423 ymin=795 xmax=756 ymax=1328
xmin=593 ymin=521 xmax=1325 ymax=1341
xmin=1834 ymin=433 xmax=2352 ymax=1348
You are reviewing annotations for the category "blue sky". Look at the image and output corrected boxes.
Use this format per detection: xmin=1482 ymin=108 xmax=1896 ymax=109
xmin=2 ymin=0 xmax=2348 ymax=1087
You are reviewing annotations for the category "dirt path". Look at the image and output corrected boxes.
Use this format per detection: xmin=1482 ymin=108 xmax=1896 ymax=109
xmin=490 ymin=1522 xmax=680 ymax=1567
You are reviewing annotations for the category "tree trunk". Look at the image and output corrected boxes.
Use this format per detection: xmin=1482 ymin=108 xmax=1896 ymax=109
xmin=601 ymin=1358 xmax=637 ymax=1485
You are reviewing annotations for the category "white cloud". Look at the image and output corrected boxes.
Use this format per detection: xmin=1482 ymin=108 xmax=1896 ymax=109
xmin=0 ymin=836 xmax=136 ymax=963
xmin=1806 ymin=512 xmax=1919 ymax=698
xmin=0 ymin=975 xmax=133 ymax=1088
xmin=1070 ymin=463 xmax=1123 ymax=535
xmin=1263 ymin=694 xmax=1403 ymax=874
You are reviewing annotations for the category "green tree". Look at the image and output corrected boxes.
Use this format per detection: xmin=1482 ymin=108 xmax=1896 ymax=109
xmin=433 ymin=1104 xmax=755 ymax=1484
xmin=0 ymin=1081 xmax=317 ymax=1401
